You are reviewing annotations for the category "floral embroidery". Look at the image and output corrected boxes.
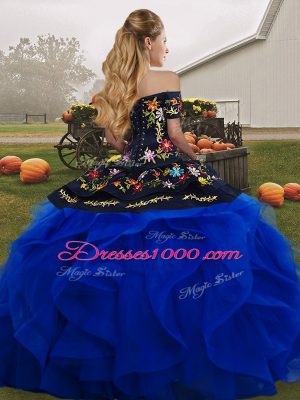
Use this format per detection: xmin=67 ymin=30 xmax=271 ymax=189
xmin=170 ymin=166 xmax=184 ymax=177
xmin=164 ymin=95 xmax=182 ymax=118
xmin=83 ymin=199 xmax=120 ymax=207
xmin=187 ymin=166 xmax=201 ymax=177
xmin=182 ymin=193 xmax=218 ymax=203
xmin=58 ymin=189 xmax=78 ymax=203
xmin=88 ymin=171 xmax=100 ymax=180
xmin=121 ymin=151 xmax=132 ymax=162
xmin=133 ymin=182 xmax=144 ymax=192
xmin=132 ymin=93 xmax=182 ymax=166
xmin=75 ymin=160 xmax=214 ymax=196
xmin=47 ymin=90 xmax=239 ymax=214
xmin=109 ymin=168 xmax=121 ymax=176
xmin=138 ymin=170 xmax=148 ymax=180
xmin=125 ymin=195 xmax=173 ymax=209
xmin=146 ymin=99 xmax=159 ymax=112
xmin=71 ymin=91 xmax=216 ymax=197
xmin=155 ymin=107 xmax=164 ymax=122
xmin=162 ymin=180 xmax=175 ymax=189
xmin=56 ymin=190 xmax=220 ymax=211
xmin=141 ymin=149 xmax=156 ymax=163
xmin=159 ymin=139 xmax=174 ymax=152
xmin=111 ymin=92 xmax=184 ymax=167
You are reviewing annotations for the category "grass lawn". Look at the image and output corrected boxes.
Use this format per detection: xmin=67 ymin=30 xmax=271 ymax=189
xmin=0 ymin=122 xmax=66 ymax=137
xmin=0 ymin=139 xmax=299 ymax=399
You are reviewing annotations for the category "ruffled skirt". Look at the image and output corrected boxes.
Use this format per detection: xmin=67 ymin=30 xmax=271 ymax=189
xmin=0 ymin=189 xmax=300 ymax=400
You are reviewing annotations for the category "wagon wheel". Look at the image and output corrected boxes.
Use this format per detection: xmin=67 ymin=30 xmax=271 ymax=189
xmin=76 ymin=128 xmax=110 ymax=170
xmin=53 ymin=132 xmax=80 ymax=170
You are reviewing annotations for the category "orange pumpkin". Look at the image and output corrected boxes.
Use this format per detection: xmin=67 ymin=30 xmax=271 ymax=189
xmin=212 ymin=142 xmax=227 ymax=151
xmin=184 ymin=132 xmax=196 ymax=142
xmin=62 ymin=111 xmax=73 ymax=122
xmin=202 ymin=111 xmax=208 ymax=118
xmin=223 ymin=142 xmax=236 ymax=149
xmin=283 ymin=183 xmax=300 ymax=201
xmin=199 ymin=148 xmax=215 ymax=154
xmin=207 ymin=110 xmax=216 ymax=118
xmin=257 ymin=182 xmax=284 ymax=207
xmin=184 ymin=131 xmax=197 ymax=140
xmin=20 ymin=158 xmax=51 ymax=183
xmin=185 ymin=135 xmax=196 ymax=144
xmin=188 ymin=143 xmax=200 ymax=153
xmin=197 ymin=138 xmax=213 ymax=149
xmin=0 ymin=155 xmax=23 ymax=175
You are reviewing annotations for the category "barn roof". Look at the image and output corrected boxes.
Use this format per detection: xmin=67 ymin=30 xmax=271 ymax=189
xmin=177 ymin=0 xmax=284 ymax=74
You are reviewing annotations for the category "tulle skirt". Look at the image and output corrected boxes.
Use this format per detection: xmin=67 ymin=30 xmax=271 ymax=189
xmin=0 ymin=191 xmax=300 ymax=400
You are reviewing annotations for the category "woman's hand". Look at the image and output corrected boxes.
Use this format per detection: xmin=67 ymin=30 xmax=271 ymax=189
xmin=105 ymin=127 xmax=128 ymax=154
xmin=122 ymin=141 xmax=129 ymax=155
xmin=169 ymin=133 xmax=198 ymax=160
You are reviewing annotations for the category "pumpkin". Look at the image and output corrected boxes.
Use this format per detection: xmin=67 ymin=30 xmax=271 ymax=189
xmin=184 ymin=131 xmax=197 ymax=140
xmin=207 ymin=110 xmax=216 ymax=118
xmin=212 ymin=142 xmax=227 ymax=151
xmin=202 ymin=110 xmax=208 ymax=118
xmin=188 ymin=143 xmax=200 ymax=153
xmin=199 ymin=148 xmax=215 ymax=154
xmin=62 ymin=111 xmax=73 ymax=122
xmin=184 ymin=132 xmax=196 ymax=141
xmin=20 ymin=158 xmax=51 ymax=183
xmin=223 ymin=142 xmax=236 ymax=149
xmin=0 ymin=155 xmax=23 ymax=175
xmin=283 ymin=183 xmax=300 ymax=201
xmin=257 ymin=182 xmax=284 ymax=207
xmin=197 ymin=138 xmax=213 ymax=149
xmin=185 ymin=135 xmax=196 ymax=144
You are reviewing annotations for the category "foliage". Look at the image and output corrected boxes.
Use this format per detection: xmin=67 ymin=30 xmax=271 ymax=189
xmin=68 ymin=103 xmax=97 ymax=126
xmin=182 ymin=98 xmax=218 ymax=117
xmin=0 ymin=35 xmax=97 ymax=120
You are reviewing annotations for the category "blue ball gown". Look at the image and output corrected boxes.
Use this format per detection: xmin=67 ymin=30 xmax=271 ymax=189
xmin=1 ymin=90 xmax=300 ymax=400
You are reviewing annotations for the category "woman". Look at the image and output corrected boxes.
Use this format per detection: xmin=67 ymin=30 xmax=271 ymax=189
xmin=1 ymin=8 xmax=300 ymax=400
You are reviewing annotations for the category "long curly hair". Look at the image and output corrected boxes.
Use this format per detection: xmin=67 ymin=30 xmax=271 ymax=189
xmin=93 ymin=9 xmax=164 ymax=140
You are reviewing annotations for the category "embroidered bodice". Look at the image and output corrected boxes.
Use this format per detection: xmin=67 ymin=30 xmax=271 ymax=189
xmin=112 ymin=90 xmax=183 ymax=169
xmin=51 ymin=89 xmax=233 ymax=209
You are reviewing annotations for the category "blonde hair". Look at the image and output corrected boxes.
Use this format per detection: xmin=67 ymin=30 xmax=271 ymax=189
xmin=93 ymin=9 xmax=164 ymax=139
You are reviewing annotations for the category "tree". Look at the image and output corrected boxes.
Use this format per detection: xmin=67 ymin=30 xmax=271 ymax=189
xmin=0 ymin=34 xmax=97 ymax=120
xmin=82 ymin=78 xmax=105 ymax=104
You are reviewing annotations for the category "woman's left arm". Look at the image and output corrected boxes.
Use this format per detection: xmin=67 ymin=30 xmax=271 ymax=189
xmin=105 ymin=128 xmax=128 ymax=154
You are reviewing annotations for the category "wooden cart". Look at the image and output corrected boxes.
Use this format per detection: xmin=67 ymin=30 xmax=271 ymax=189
xmin=54 ymin=118 xmax=250 ymax=192
xmin=181 ymin=117 xmax=250 ymax=192
xmin=53 ymin=122 xmax=112 ymax=170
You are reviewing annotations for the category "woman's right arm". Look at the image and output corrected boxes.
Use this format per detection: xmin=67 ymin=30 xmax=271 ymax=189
xmin=164 ymin=72 xmax=198 ymax=160
xmin=105 ymin=127 xmax=128 ymax=154
xmin=168 ymin=119 xmax=198 ymax=160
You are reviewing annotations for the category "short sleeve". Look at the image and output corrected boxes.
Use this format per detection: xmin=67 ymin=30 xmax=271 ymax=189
xmin=163 ymin=91 xmax=182 ymax=119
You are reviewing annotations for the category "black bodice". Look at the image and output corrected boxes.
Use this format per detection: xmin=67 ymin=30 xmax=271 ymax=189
xmin=47 ymin=90 xmax=242 ymax=213
xmin=109 ymin=91 xmax=184 ymax=169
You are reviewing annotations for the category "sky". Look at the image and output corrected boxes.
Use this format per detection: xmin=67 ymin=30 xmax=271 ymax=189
xmin=0 ymin=0 xmax=270 ymax=97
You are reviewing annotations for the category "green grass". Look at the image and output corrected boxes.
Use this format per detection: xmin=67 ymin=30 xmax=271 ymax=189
xmin=0 ymin=140 xmax=300 ymax=399
xmin=0 ymin=122 xmax=66 ymax=137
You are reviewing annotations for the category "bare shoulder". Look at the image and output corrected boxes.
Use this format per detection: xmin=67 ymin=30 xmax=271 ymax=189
xmin=152 ymin=70 xmax=180 ymax=85
xmin=162 ymin=71 xmax=180 ymax=91
xmin=137 ymin=70 xmax=180 ymax=97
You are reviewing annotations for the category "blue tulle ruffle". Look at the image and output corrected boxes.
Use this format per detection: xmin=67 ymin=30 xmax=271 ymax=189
xmin=0 ymin=193 xmax=300 ymax=400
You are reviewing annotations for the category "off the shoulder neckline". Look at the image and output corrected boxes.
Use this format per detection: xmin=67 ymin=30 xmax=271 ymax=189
xmin=135 ymin=90 xmax=181 ymax=104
